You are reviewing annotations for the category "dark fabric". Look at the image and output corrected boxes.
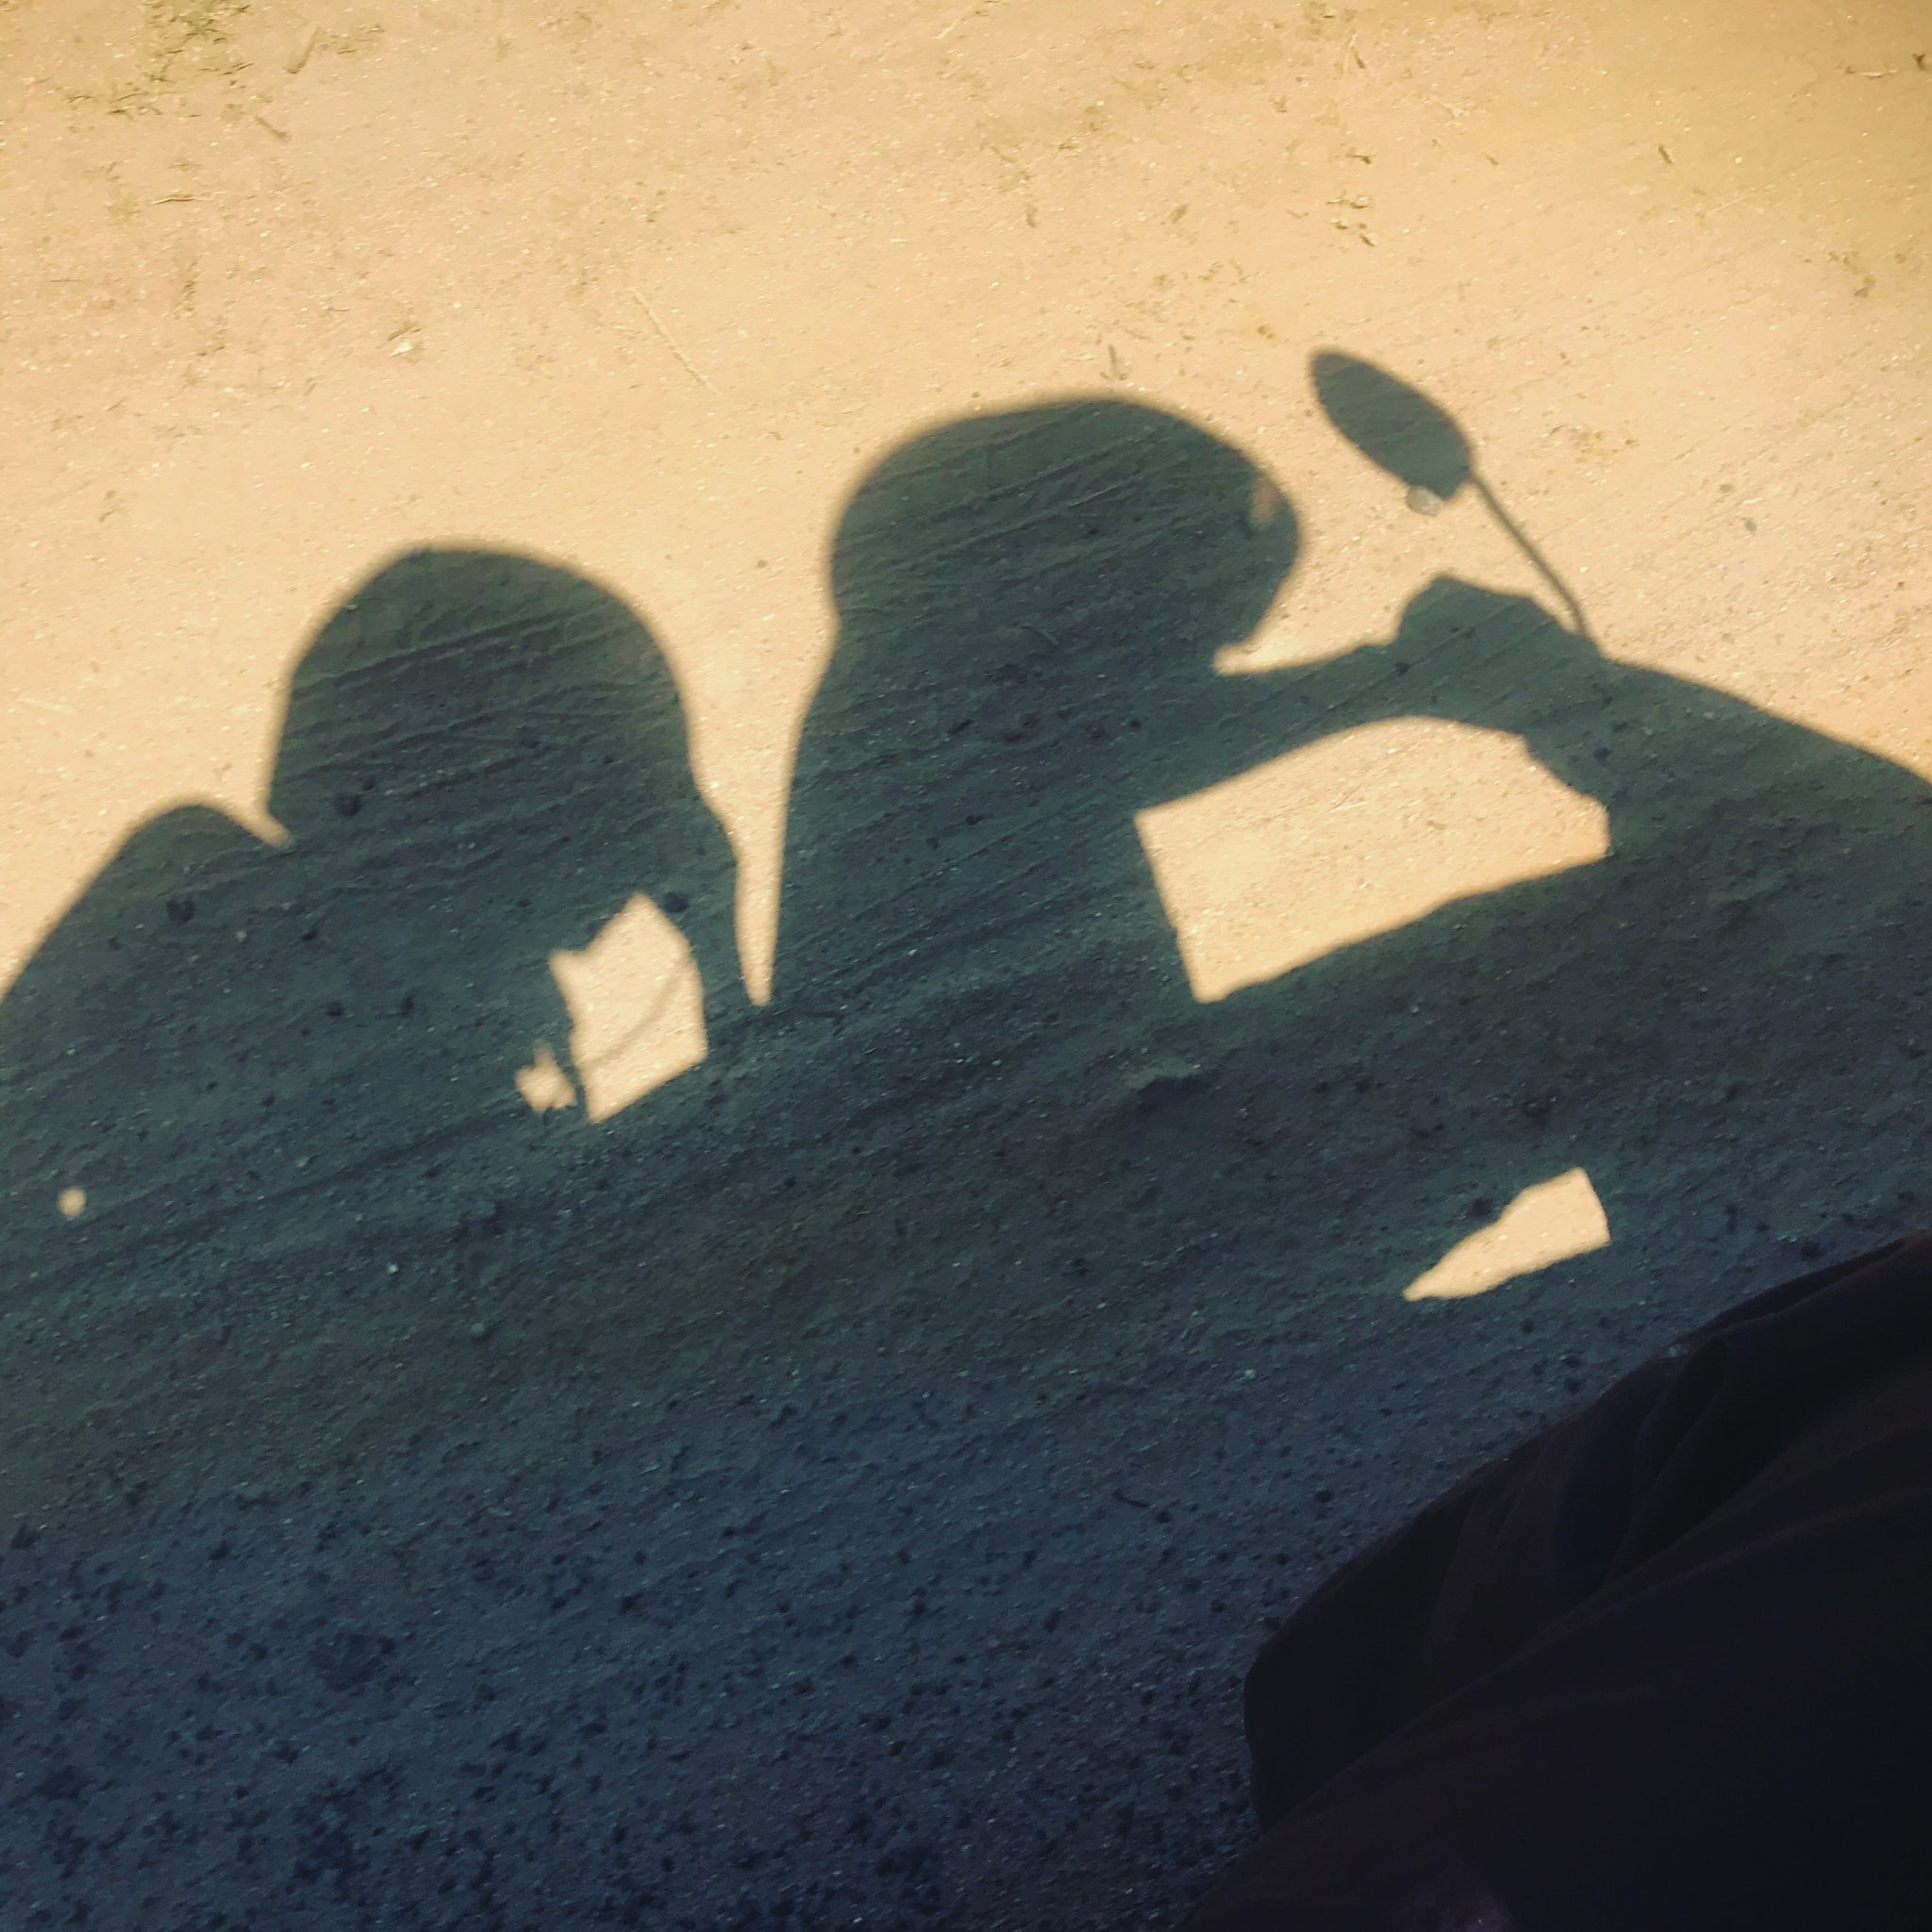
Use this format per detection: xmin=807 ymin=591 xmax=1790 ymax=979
xmin=1186 ymin=1235 xmax=1932 ymax=1931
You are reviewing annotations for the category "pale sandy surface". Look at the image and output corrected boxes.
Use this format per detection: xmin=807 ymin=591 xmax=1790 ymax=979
xmin=1 ymin=3 xmax=1927 ymax=1926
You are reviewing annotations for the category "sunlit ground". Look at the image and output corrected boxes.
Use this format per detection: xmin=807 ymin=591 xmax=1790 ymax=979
xmin=0 ymin=13 xmax=1926 ymax=1925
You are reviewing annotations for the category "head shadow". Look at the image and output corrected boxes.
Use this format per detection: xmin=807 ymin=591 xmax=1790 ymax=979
xmin=826 ymin=395 xmax=1297 ymax=671
xmin=270 ymin=546 xmax=700 ymax=958
xmin=0 ymin=543 xmax=741 ymax=1268
xmin=774 ymin=395 xmax=1305 ymax=1112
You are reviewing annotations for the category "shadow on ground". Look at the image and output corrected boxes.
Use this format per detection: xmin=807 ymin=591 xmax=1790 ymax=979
xmin=1 ymin=379 xmax=1925 ymax=1931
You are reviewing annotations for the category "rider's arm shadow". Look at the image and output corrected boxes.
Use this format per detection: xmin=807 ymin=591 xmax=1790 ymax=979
xmin=1152 ymin=579 xmax=1595 ymax=811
